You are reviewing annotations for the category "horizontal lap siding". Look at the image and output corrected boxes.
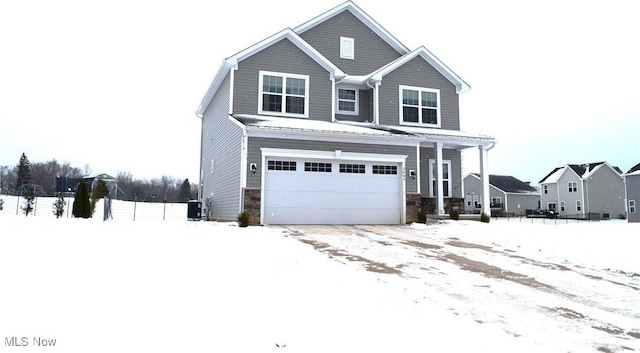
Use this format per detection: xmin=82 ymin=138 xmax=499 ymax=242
xmin=627 ymin=175 xmax=640 ymax=222
xmin=298 ymin=10 xmax=402 ymax=75
xmin=379 ymin=57 xmax=460 ymax=130
xmin=233 ymin=39 xmax=333 ymax=121
xmin=246 ymin=137 xmax=417 ymax=193
xmin=586 ymin=167 xmax=626 ymax=217
xmin=201 ymin=73 xmax=244 ymax=220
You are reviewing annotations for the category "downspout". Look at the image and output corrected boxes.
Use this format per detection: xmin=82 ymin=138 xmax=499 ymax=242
xmin=367 ymin=79 xmax=380 ymax=124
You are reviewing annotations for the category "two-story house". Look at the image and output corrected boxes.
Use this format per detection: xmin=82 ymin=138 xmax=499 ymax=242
xmin=463 ymin=174 xmax=539 ymax=215
xmin=196 ymin=1 xmax=495 ymax=225
xmin=539 ymin=162 xmax=625 ymax=220
xmin=625 ymin=163 xmax=640 ymax=223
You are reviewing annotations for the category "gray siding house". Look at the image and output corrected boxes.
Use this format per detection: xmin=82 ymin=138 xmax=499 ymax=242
xmin=196 ymin=1 xmax=495 ymax=225
xmin=624 ymin=163 xmax=640 ymax=223
xmin=463 ymin=174 xmax=539 ymax=215
xmin=539 ymin=162 xmax=626 ymax=219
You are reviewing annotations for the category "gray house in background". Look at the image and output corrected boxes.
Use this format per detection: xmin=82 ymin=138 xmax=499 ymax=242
xmin=463 ymin=174 xmax=539 ymax=215
xmin=624 ymin=163 xmax=640 ymax=223
xmin=195 ymin=1 xmax=495 ymax=225
xmin=539 ymin=162 xmax=625 ymax=219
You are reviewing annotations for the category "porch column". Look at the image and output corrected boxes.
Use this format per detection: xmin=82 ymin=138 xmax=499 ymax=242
xmin=479 ymin=145 xmax=490 ymax=216
xmin=435 ymin=142 xmax=445 ymax=215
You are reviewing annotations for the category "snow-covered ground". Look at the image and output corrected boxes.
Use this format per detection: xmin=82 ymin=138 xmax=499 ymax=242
xmin=1 ymin=197 xmax=638 ymax=352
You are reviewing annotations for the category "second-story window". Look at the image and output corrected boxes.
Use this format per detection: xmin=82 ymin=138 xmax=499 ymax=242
xmin=336 ymin=88 xmax=358 ymax=115
xmin=400 ymin=85 xmax=440 ymax=127
xmin=568 ymin=181 xmax=577 ymax=192
xmin=259 ymin=71 xmax=309 ymax=118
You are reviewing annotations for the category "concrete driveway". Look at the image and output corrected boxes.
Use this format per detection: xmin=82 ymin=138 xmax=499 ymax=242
xmin=273 ymin=223 xmax=640 ymax=352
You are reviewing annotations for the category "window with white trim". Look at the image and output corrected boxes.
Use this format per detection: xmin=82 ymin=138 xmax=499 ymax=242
xmin=568 ymin=181 xmax=577 ymax=192
xmin=491 ymin=197 xmax=502 ymax=208
xmin=630 ymin=200 xmax=636 ymax=213
xmin=548 ymin=203 xmax=557 ymax=211
xmin=336 ymin=88 xmax=358 ymax=115
xmin=473 ymin=195 xmax=479 ymax=208
xmin=429 ymin=159 xmax=451 ymax=197
xmin=466 ymin=195 xmax=472 ymax=206
xmin=576 ymin=200 xmax=582 ymax=211
xmin=543 ymin=185 xmax=548 ymax=194
xmin=560 ymin=201 xmax=565 ymax=211
xmin=340 ymin=37 xmax=354 ymax=60
xmin=400 ymin=85 xmax=440 ymax=126
xmin=258 ymin=71 xmax=309 ymax=118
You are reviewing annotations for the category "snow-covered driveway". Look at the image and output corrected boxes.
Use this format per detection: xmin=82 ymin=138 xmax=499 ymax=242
xmin=276 ymin=221 xmax=640 ymax=353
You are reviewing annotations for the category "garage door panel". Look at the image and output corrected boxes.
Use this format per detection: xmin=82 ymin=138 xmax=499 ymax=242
xmin=264 ymin=190 xmax=401 ymax=208
xmin=263 ymin=156 xmax=403 ymax=225
xmin=264 ymin=207 xmax=401 ymax=225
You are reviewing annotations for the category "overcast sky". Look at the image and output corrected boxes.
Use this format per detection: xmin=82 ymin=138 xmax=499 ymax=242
xmin=1 ymin=0 xmax=638 ymax=185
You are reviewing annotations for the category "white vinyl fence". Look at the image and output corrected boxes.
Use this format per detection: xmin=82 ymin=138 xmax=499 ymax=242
xmin=0 ymin=195 xmax=189 ymax=221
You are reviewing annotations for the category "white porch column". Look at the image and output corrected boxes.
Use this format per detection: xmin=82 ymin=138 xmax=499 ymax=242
xmin=435 ymin=142 xmax=445 ymax=215
xmin=479 ymin=145 xmax=490 ymax=216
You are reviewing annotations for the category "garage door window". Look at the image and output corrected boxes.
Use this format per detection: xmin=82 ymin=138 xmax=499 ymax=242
xmin=340 ymin=164 xmax=365 ymax=174
xmin=268 ymin=160 xmax=297 ymax=171
xmin=305 ymin=162 xmax=332 ymax=172
xmin=373 ymin=165 xmax=398 ymax=175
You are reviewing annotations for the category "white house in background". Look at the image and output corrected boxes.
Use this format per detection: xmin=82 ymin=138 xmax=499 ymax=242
xmin=195 ymin=1 xmax=495 ymax=225
xmin=463 ymin=174 xmax=539 ymax=214
xmin=539 ymin=162 xmax=625 ymax=219
xmin=624 ymin=163 xmax=640 ymax=223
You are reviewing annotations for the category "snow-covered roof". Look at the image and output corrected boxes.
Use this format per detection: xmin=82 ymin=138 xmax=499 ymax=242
xmin=231 ymin=114 xmax=495 ymax=147
xmin=540 ymin=161 xmax=624 ymax=183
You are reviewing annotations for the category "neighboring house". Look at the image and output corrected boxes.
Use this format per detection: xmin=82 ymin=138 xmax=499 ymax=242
xmin=196 ymin=1 xmax=495 ymax=225
xmin=624 ymin=163 xmax=640 ymax=223
xmin=463 ymin=174 xmax=539 ymax=214
xmin=539 ymin=162 xmax=625 ymax=219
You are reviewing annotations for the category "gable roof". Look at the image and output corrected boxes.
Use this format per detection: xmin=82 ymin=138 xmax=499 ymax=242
xmin=294 ymin=1 xmax=409 ymax=55
xmin=540 ymin=161 xmax=623 ymax=183
xmin=625 ymin=162 xmax=640 ymax=176
xmin=196 ymin=28 xmax=345 ymax=117
xmin=627 ymin=162 xmax=640 ymax=174
xmin=369 ymin=46 xmax=470 ymax=93
xmin=470 ymin=174 xmax=538 ymax=194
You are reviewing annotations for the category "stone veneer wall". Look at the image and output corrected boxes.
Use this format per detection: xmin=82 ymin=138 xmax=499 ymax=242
xmin=421 ymin=197 xmax=465 ymax=214
xmin=243 ymin=189 xmax=430 ymax=225
xmin=242 ymin=188 xmax=261 ymax=225
xmin=406 ymin=193 xmax=422 ymax=223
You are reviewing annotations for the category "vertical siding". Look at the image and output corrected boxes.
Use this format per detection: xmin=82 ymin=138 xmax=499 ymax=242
xmin=201 ymin=73 xmax=244 ymax=220
xmin=298 ymin=10 xmax=402 ymax=75
xmin=379 ymin=57 xmax=460 ymax=130
xmin=233 ymin=39 xmax=333 ymax=121
xmin=626 ymin=175 xmax=640 ymax=222
xmin=419 ymin=147 xmax=462 ymax=198
xmin=246 ymin=137 xmax=417 ymax=193
xmin=585 ymin=167 xmax=626 ymax=218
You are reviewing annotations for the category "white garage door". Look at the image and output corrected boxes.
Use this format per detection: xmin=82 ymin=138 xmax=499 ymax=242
xmin=263 ymin=156 xmax=404 ymax=225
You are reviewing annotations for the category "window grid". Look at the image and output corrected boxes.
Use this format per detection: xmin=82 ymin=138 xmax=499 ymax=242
xmin=630 ymin=200 xmax=636 ymax=213
xmin=259 ymin=71 xmax=308 ymax=117
xmin=576 ymin=200 xmax=582 ymax=212
xmin=543 ymin=185 xmax=548 ymax=194
xmin=267 ymin=160 xmax=297 ymax=171
xmin=400 ymin=86 xmax=440 ymax=126
xmin=372 ymin=165 xmax=398 ymax=175
xmin=339 ymin=164 xmax=365 ymax=174
xmin=568 ymin=181 xmax=577 ymax=192
xmin=560 ymin=201 xmax=565 ymax=211
xmin=304 ymin=162 xmax=332 ymax=173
